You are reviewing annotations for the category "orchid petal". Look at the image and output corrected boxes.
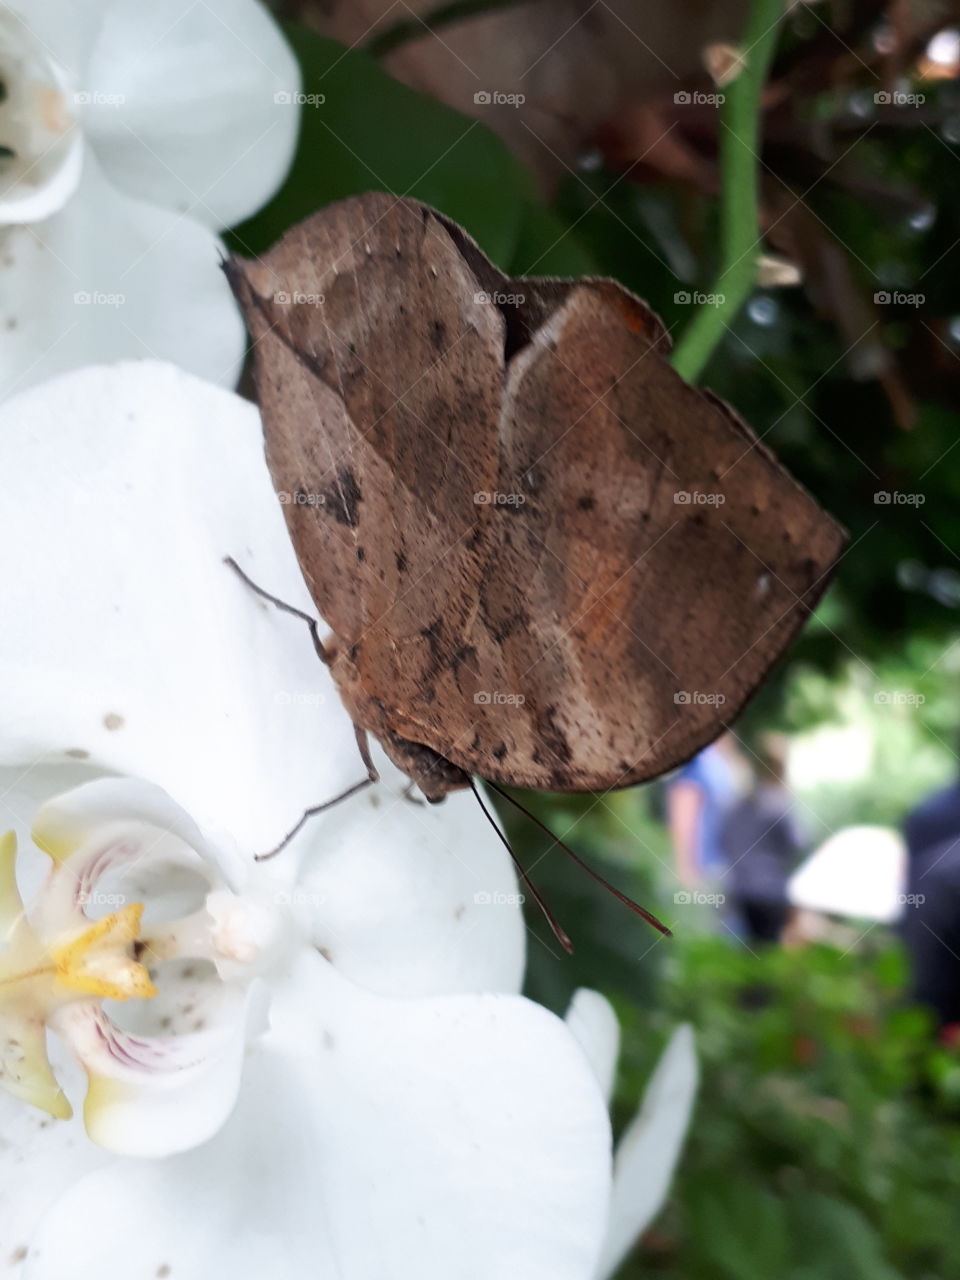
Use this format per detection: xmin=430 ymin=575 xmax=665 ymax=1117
xmin=0 ymin=1048 xmax=106 ymax=1280
xmin=0 ymin=156 xmax=246 ymax=398
xmin=596 ymin=1025 xmax=698 ymax=1280
xmin=300 ymin=753 xmax=526 ymax=997
xmin=0 ymin=362 xmax=360 ymax=852
xmin=84 ymin=0 xmax=300 ymax=229
xmin=52 ymin=978 xmax=250 ymax=1156
xmin=566 ymin=988 xmax=620 ymax=1105
xmin=25 ymin=952 xmax=612 ymax=1279
xmin=4 ymin=1 xmax=110 ymax=81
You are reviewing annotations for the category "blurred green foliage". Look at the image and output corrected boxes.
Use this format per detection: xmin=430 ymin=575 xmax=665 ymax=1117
xmin=613 ymin=938 xmax=960 ymax=1280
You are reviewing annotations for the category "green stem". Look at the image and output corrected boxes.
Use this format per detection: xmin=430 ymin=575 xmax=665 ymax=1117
xmin=670 ymin=0 xmax=783 ymax=383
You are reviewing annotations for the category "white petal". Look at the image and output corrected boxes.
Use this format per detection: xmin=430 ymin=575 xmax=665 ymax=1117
xmin=52 ymin=978 xmax=250 ymax=1156
xmin=300 ymin=751 xmax=526 ymax=997
xmin=0 ymin=154 xmax=245 ymax=398
xmin=83 ymin=0 xmax=300 ymax=229
xmin=0 ymin=1047 xmax=107 ymax=1280
xmin=4 ymin=1 xmax=110 ymax=80
xmin=596 ymin=1025 xmax=698 ymax=1280
xmin=26 ymin=954 xmax=612 ymax=1280
xmin=0 ymin=361 xmax=360 ymax=854
xmin=566 ymin=988 xmax=620 ymax=1105
xmin=31 ymin=775 xmax=245 ymax=900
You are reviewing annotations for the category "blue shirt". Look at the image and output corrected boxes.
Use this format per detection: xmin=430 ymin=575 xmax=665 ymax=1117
xmin=671 ymin=744 xmax=739 ymax=876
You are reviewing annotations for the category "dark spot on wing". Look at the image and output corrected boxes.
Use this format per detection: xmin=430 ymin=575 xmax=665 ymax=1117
xmin=577 ymin=494 xmax=596 ymax=511
xmin=532 ymin=704 xmax=573 ymax=768
xmin=320 ymin=467 xmax=362 ymax=527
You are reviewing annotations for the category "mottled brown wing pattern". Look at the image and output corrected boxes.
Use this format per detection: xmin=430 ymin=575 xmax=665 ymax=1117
xmin=229 ymin=195 xmax=505 ymax=720
xmin=422 ymin=285 xmax=845 ymax=789
xmin=230 ymin=193 xmax=845 ymax=796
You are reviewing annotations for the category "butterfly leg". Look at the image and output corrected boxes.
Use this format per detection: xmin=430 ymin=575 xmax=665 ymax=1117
xmin=255 ymin=774 xmax=376 ymax=861
xmin=354 ymin=725 xmax=380 ymax=784
xmin=224 ymin=555 xmax=330 ymax=666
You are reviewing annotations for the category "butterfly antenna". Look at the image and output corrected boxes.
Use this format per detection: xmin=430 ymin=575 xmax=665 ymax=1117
xmin=467 ymin=779 xmax=573 ymax=954
xmin=482 ymin=780 xmax=673 ymax=938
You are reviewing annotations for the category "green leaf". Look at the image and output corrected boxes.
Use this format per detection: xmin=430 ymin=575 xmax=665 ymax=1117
xmin=230 ymin=29 xmax=537 ymax=268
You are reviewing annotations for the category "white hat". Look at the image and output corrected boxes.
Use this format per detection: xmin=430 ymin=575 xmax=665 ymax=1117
xmin=787 ymin=825 xmax=906 ymax=923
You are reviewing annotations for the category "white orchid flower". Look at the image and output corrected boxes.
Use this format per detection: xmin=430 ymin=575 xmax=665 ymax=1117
xmin=0 ymin=362 xmax=614 ymax=1279
xmin=567 ymin=991 xmax=699 ymax=1279
xmin=0 ymin=0 xmax=300 ymax=399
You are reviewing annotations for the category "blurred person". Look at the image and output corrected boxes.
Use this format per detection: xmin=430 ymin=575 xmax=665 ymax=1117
xmin=904 ymin=771 xmax=960 ymax=862
xmin=667 ymin=732 xmax=744 ymax=888
xmin=902 ymin=771 xmax=960 ymax=1030
xmin=720 ymin=733 xmax=803 ymax=943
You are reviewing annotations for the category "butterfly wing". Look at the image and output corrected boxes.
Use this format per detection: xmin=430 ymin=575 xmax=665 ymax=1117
xmin=231 ymin=195 xmax=845 ymax=793
xmin=446 ymin=283 xmax=846 ymax=789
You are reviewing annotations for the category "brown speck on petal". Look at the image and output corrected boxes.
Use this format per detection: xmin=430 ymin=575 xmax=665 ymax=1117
xmin=64 ymin=747 xmax=90 ymax=759
xmin=103 ymin=713 xmax=125 ymax=731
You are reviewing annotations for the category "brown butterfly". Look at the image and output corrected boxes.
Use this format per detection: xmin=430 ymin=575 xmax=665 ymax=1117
xmin=226 ymin=193 xmax=844 ymax=930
